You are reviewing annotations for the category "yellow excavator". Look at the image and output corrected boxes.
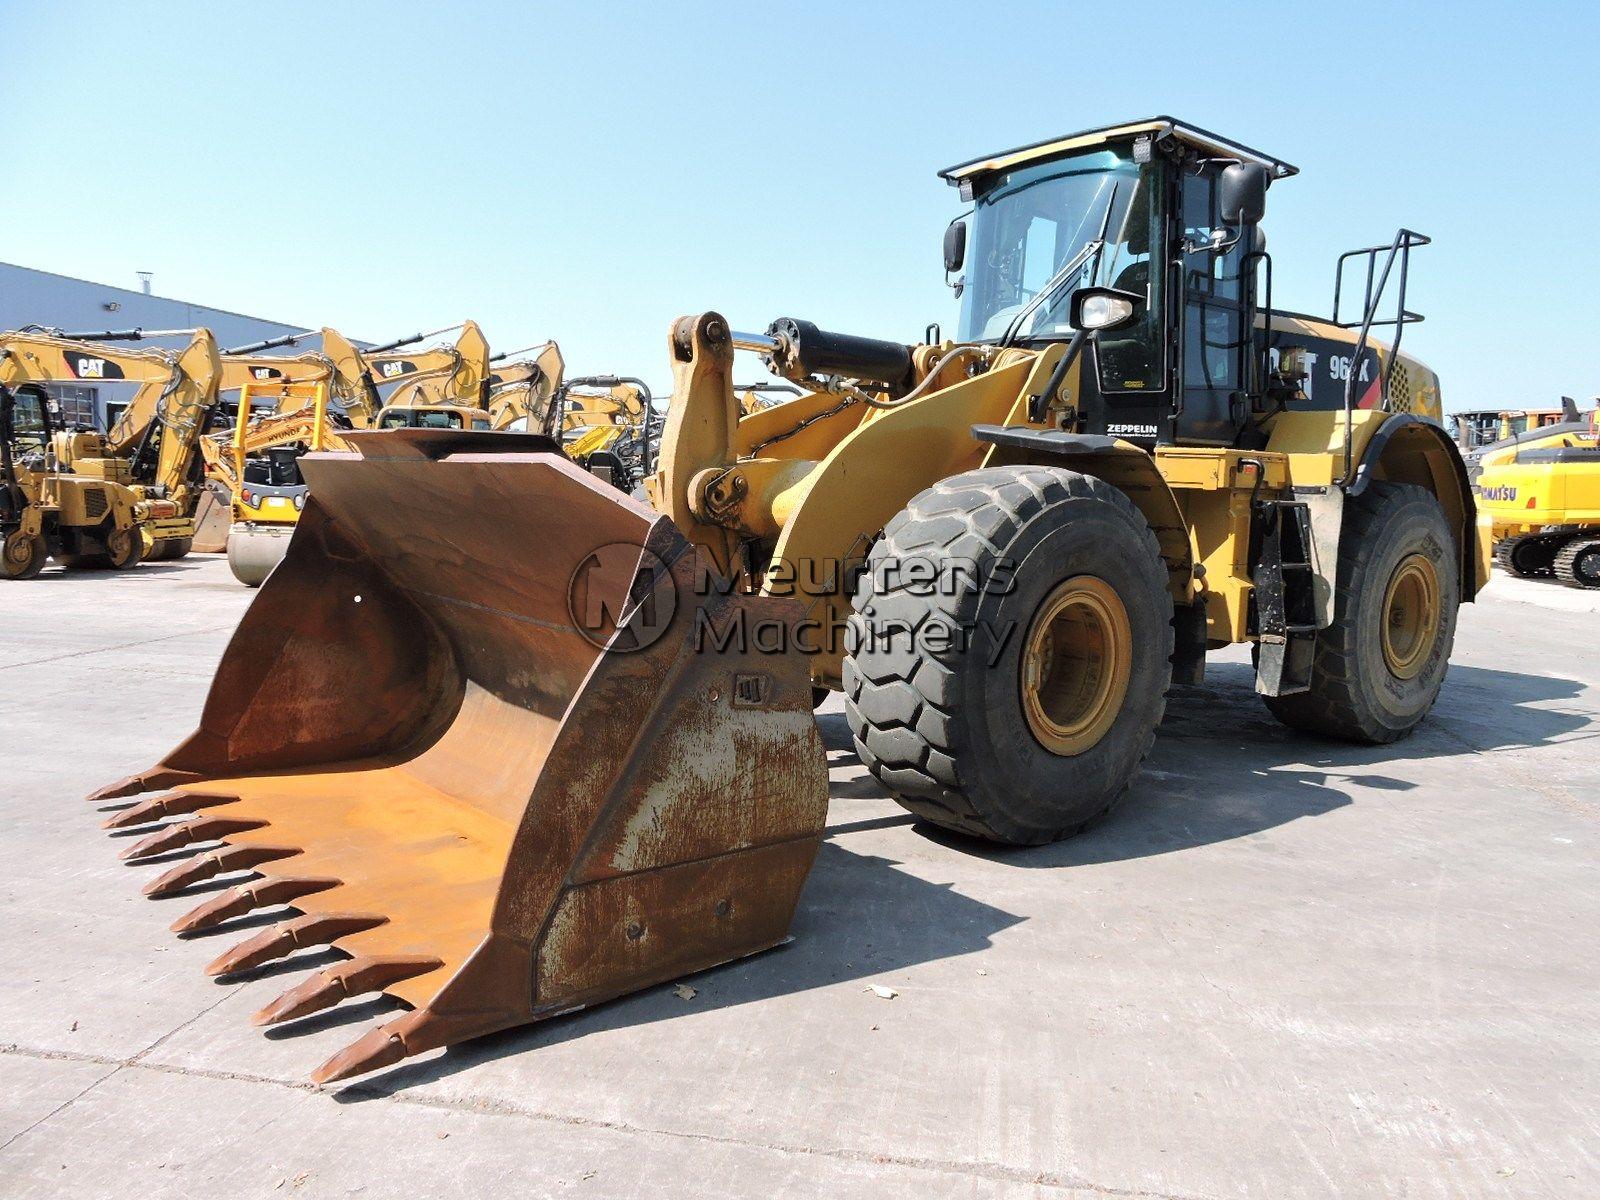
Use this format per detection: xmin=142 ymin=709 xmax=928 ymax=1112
xmin=2 ymin=327 xmax=221 ymax=577
xmin=369 ymin=321 xmax=495 ymax=430
xmin=1474 ymin=400 xmax=1600 ymax=586
xmin=91 ymin=119 xmax=1485 ymax=1083
xmin=546 ymin=374 xmax=657 ymax=491
xmin=214 ymin=324 xmax=500 ymax=584
xmin=204 ymin=327 xmax=390 ymax=582
xmin=485 ymin=341 xmax=567 ymax=431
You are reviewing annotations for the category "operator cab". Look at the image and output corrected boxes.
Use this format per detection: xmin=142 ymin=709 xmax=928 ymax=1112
xmin=376 ymin=405 xmax=492 ymax=431
xmin=940 ymin=117 xmax=1299 ymax=449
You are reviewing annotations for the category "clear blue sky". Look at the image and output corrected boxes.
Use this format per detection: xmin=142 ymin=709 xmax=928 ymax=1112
xmin=3 ymin=0 xmax=1595 ymax=413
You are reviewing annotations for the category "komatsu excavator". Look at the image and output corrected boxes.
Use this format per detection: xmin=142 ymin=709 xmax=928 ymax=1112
xmin=2 ymin=327 xmax=221 ymax=577
xmin=1474 ymin=400 xmax=1600 ymax=586
xmin=91 ymin=119 xmax=1485 ymax=1084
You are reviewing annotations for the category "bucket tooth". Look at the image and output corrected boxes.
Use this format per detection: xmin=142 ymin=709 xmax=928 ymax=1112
xmin=171 ymin=877 xmax=340 ymax=934
xmin=87 ymin=768 xmax=209 ymax=803
xmin=311 ymin=1024 xmax=411 ymax=1085
xmin=206 ymin=913 xmax=388 ymax=977
xmin=102 ymin=791 xmax=239 ymax=831
xmin=142 ymin=845 xmax=301 ymax=898
xmin=252 ymin=955 xmax=443 ymax=1026
xmin=118 ymin=816 xmax=269 ymax=862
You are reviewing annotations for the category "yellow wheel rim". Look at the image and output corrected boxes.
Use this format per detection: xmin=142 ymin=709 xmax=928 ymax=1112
xmin=1020 ymin=576 xmax=1133 ymax=756
xmin=1381 ymin=553 xmax=1441 ymax=680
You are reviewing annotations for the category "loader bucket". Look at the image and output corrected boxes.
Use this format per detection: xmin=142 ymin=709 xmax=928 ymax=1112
xmin=90 ymin=429 xmax=828 ymax=1083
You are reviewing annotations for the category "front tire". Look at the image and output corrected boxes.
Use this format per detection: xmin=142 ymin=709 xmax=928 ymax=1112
xmin=145 ymin=536 xmax=193 ymax=562
xmin=105 ymin=526 xmax=143 ymax=570
xmin=1265 ymin=482 xmax=1459 ymax=743
xmin=844 ymin=466 xmax=1173 ymax=845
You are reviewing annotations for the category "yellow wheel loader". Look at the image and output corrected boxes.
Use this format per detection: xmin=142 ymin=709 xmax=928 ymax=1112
xmin=1474 ymin=404 xmax=1600 ymax=586
xmin=91 ymin=118 xmax=1486 ymax=1083
xmin=2 ymin=327 xmax=222 ymax=577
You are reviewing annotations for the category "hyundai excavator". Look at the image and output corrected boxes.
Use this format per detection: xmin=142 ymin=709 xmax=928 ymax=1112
xmin=2 ymin=327 xmax=221 ymax=577
xmin=216 ymin=323 xmax=496 ymax=584
xmin=90 ymin=119 xmax=1485 ymax=1084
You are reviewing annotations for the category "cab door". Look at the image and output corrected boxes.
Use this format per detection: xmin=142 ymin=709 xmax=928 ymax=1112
xmin=1175 ymin=166 xmax=1252 ymax=446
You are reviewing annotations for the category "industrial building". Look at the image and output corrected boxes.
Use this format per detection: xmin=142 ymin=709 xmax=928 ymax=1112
xmin=0 ymin=261 xmax=314 ymax=430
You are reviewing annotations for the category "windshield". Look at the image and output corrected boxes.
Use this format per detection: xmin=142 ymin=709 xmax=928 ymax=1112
xmin=958 ymin=145 xmax=1151 ymax=343
xmin=379 ymin=408 xmax=465 ymax=429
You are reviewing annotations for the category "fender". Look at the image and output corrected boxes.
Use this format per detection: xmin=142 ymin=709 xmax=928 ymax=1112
xmin=1349 ymin=414 xmax=1483 ymax=600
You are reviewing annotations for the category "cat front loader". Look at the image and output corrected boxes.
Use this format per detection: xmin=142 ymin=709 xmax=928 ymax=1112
xmin=91 ymin=118 xmax=1485 ymax=1083
xmin=2 ymin=327 xmax=221 ymax=577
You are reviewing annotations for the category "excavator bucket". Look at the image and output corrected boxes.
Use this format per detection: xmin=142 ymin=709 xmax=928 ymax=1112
xmin=89 ymin=429 xmax=828 ymax=1083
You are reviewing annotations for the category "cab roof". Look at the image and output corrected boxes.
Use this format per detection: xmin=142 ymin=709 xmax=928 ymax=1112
xmin=939 ymin=117 xmax=1299 ymax=192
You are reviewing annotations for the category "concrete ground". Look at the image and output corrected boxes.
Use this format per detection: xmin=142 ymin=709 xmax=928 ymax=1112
xmin=1 ymin=556 xmax=1596 ymax=1199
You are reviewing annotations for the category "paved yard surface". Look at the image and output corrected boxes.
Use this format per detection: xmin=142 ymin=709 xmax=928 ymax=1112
xmin=1 ymin=556 xmax=1596 ymax=1199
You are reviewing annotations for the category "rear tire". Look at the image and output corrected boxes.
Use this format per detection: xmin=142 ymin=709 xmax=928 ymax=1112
xmin=844 ymin=466 xmax=1173 ymax=845
xmin=2 ymin=531 xmax=48 ymax=580
xmin=1264 ymin=482 xmax=1458 ymax=743
xmin=1553 ymin=538 xmax=1600 ymax=588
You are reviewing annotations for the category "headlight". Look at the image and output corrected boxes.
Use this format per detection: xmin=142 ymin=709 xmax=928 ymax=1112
xmin=1076 ymin=294 xmax=1135 ymax=331
xmin=293 ymin=491 xmax=306 ymax=510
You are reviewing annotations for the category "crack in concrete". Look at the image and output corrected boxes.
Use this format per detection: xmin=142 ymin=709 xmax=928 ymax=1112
xmin=0 ymin=1043 xmax=1214 ymax=1199
xmin=0 ymin=624 xmax=236 ymax=673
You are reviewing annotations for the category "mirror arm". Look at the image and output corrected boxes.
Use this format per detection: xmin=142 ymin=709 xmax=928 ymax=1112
xmin=1027 ymin=329 xmax=1088 ymax=424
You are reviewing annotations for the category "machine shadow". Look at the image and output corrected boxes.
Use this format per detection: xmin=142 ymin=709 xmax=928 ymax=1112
xmin=331 ymin=658 xmax=1586 ymax=1098
xmin=822 ymin=657 xmax=1591 ymax=869
xmin=333 ymin=837 xmax=1023 ymax=1101
xmin=31 ymin=559 xmax=205 ymax=582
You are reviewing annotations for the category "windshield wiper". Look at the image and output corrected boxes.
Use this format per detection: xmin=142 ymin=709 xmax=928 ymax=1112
xmin=999 ymin=181 xmax=1120 ymax=347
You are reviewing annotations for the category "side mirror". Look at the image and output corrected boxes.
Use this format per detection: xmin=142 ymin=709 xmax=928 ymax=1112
xmin=1219 ymin=162 xmax=1268 ymax=226
xmin=943 ymin=219 xmax=967 ymax=274
xmin=1068 ymin=286 xmax=1142 ymax=333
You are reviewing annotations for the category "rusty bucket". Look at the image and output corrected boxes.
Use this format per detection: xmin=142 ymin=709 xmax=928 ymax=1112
xmin=90 ymin=429 xmax=827 ymax=1083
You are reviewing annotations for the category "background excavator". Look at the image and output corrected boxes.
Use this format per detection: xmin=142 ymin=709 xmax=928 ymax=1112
xmin=545 ymin=374 xmax=657 ymax=492
xmin=485 ymin=341 xmax=566 ymax=430
xmin=2 ymin=327 xmax=221 ymax=578
xmin=1474 ymin=399 xmax=1600 ymax=586
xmin=216 ymin=323 xmax=499 ymax=584
xmin=90 ymin=118 xmax=1485 ymax=1084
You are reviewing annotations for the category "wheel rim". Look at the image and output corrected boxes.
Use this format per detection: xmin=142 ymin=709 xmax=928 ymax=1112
xmin=1020 ymin=575 xmax=1132 ymax=756
xmin=1380 ymin=553 xmax=1441 ymax=680
xmin=4 ymin=532 xmax=39 ymax=574
xmin=107 ymin=528 xmax=138 ymax=567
